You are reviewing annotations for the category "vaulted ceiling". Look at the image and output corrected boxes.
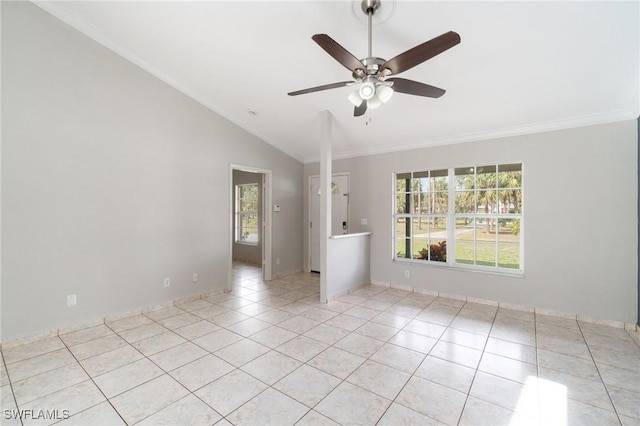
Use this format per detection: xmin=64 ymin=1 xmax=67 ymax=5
xmin=37 ymin=1 xmax=639 ymax=163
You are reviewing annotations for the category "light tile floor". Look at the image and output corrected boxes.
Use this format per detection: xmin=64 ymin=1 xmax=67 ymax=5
xmin=1 ymin=262 xmax=639 ymax=425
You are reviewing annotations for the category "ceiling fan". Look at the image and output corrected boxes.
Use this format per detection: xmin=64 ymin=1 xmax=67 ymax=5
xmin=288 ymin=0 xmax=460 ymax=117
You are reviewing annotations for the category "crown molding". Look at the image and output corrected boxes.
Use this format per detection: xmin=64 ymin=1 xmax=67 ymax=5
xmin=303 ymin=108 xmax=637 ymax=164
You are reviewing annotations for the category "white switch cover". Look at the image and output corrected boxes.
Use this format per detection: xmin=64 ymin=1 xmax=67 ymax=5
xmin=273 ymin=204 xmax=281 ymax=212
xmin=361 ymin=218 xmax=368 ymax=225
xmin=67 ymin=294 xmax=77 ymax=307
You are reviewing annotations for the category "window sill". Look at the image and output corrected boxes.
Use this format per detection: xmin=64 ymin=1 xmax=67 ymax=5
xmin=393 ymin=258 xmax=524 ymax=278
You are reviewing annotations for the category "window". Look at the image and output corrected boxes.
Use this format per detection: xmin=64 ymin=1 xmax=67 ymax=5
xmin=394 ymin=163 xmax=522 ymax=272
xmin=235 ymin=183 xmax=259 ymax=245
xmin=395 ymin=170 xmax=449 ymax=262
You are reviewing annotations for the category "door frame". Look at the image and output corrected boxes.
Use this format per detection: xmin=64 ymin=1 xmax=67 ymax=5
xmin=229 ymin=164 xmax=272 ymax=291
xmin=307 ymin=172 xmax=350 ymax=273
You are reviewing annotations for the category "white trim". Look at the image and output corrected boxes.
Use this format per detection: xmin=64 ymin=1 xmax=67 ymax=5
xmin=329 ymin=231 xmax=372 ymax=239
xmin=32 ymin=1 xmax=303 ymax=163
xmin=303 ymin=109 xmax=636 ymax=163
xmin=229 ymin=164 xmax=273 ymax=292
xmin=1 ymin=289 xmax=224 ymax=349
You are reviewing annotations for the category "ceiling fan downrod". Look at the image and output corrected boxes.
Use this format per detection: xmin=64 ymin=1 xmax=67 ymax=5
xmin=362 ymin=0 xmax=380 ymax=59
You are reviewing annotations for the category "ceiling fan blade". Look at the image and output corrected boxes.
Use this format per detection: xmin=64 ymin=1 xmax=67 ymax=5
xmin=382 ymin=31 xmax=460 ymax=75
xmin=388 ymin=78 xmax=446 ymax=98
xmin=288 ymin=81 xmax=353 ymax=96
xmin=354 ymin=100 xmax=367 ymax=117
xmin=312 ymin=34 xmax=365 ymax=73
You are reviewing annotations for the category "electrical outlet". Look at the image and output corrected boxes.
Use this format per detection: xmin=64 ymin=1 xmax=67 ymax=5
xmin=361 ymin=218 xmax=368 ymax=225
xmin=276 ymin=258 xmax=280 ymax=265
xmin=192 ymin=273 xmax=198 ymax=283
xmin=164 ymin=278 xmax=171 ymax=288
xmin=67 ymin=294 xmax=77 ymax=307
xmin=404 ymin=270 xmax=410 ymax=278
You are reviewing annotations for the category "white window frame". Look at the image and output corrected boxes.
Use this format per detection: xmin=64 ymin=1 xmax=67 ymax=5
xmin=393 ymin=163 xmax=524 ymax=275
xmin=235 ymin=183 xmax=259 ymax=246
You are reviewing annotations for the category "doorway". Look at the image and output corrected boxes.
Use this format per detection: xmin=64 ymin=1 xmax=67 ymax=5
xmin=229 ymin=165 xmax=272 ymax=291
xmin=309 ymin=173 xmax=349 ymax=273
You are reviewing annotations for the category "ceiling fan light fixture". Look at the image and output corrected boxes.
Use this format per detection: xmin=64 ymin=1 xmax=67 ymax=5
xmin=367 ymin=94 xmax=382 ymax=110
xmin=348 ymin=91 xmax=363 ymax=107
xmin=377 ymin=84 xmax=394 ymax=103
xmin=359 ymin=81 xmax=376 ymax=100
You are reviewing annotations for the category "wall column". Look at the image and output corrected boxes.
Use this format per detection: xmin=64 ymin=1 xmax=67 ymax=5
xmin=319 ymin=110 xmax=332 ymax=302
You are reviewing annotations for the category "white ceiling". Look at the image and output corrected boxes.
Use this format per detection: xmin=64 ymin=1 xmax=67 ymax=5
xmin=36 ymin=1 xmax=639 ymax=163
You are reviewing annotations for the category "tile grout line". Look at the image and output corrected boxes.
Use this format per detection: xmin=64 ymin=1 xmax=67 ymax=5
xmin=454 ymin=300 xmax=499 ymax=425
xmin=373 ymin=294 xmax=448 ymax=426
xmin=575 ymin=320 xmax=624 ymax=425
xmin=56 ymin=335 xmax=128 ymax=426
xmin=0 ymin=350 xmax=24 ymax=426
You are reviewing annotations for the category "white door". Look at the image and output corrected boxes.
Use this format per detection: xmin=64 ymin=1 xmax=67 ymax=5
xmin=310 ymin=174 xmax=349 ymax=272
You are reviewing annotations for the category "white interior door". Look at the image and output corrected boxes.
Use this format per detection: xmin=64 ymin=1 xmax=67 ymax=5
xmin=310 ymin=174 xmax=349 ymax=273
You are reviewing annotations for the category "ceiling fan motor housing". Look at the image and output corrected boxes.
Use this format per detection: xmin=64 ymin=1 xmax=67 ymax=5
xmin=353 ymin=57 xmax=385 ymax=81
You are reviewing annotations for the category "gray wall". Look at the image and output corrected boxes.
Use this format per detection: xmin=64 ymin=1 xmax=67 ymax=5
xmin=232 ymin=170 xmax=262 ymax=265
xmin=1 ymin=2 xmax=303 ymax=341
xmin=304 ymin=120 xmax=638 ymax=323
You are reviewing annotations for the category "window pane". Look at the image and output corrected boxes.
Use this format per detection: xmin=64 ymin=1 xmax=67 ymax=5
xmin=414 ymin=238 xmax=429 ymax=260
xmin=396 ymin=238 xmax=410 ymax=259
xmin=499 ymin=189 xmax=522 ymax=214
xmin=412 ymin=193 xmax=429 ymax=214
xmin=476 ymin=165 xmax=496 ymax=189
xmin=396 ymin=217 xmax=410 ymax=239
xmin=455 ymin=218 xmax=474 ymax=264
xmin=240 ymin=185 xmax=258 ymax=211
xmin=476 ymin=218 xmax=495 ymax=242
xmin=396 ymin=173 xmax=410 ymax=193
xmin=428 ymin=240 xmax=447 ymax=262
xmin=476 ymin=242 xmax=496 ymax=267
xmin=498 ymin=164 xmax=522 ymax=189
xmin=455 ymin=191 xmax=475 ymax=213
xmin=431 ymin=192 xmax=448 ymax=214
xmin=428 ymin=216 xmax=447 ymax=237
xmin=240 ymin=213 xmax=258 ymax=243
xmin=396 ymin=193 xmax=409 ymax=213
xmin=412 ymin=217 xmax=429 ymax=238
xmin=412 ymin=171 xmax=429 ymax=193
xmin=431 ymin=169 xmax=448 ymax=191
xmin=499 ymin=218 xmax=521 ymax=239
xmin=456 ymin=240 xmax=474 ymax=265
xmin=455 ymin=167 xmax=475 ymax=190
xmin=498 ymin=244 xmax=520 ymax=269
xmin=477 ymin=190 xmax=496 ymax=214
xmin=498 ymin=220 xmax=520 ymax=268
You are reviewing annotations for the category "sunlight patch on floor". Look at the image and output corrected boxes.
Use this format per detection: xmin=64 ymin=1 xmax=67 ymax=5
xmin=511 ymin=376 xmax=567 ymax=426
